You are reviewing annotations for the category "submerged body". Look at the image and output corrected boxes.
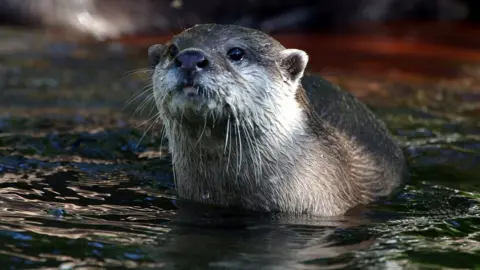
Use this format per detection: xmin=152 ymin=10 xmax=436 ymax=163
xmin=148 ymin=24 xmax=408 ymax=216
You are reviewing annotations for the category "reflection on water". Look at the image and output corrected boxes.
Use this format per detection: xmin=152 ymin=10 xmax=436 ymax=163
xmin=1 ymin=25 xmax=480 ymax=269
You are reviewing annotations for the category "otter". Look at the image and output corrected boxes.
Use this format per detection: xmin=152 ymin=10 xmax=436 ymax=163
xmin=147 ymin=24 xmax=408 ymax=216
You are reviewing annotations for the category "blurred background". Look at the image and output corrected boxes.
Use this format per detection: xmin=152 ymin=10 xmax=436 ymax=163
xmin=0 ymin=1 xmax=480 ymax=269
xmin=2 ymin=0 xmax=480 ymax=84
xmin=1 ymin=0 xmax=480 ymax=36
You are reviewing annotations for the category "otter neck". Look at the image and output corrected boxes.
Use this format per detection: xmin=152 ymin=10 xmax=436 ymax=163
xmin=163 ymin=86 xmax=326 ymax=208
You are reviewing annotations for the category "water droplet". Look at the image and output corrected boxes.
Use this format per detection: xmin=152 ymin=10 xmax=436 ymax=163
xmin=201 ymin=192 xmax=210 ymax=200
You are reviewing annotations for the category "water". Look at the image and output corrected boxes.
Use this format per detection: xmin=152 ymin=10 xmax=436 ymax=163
xmin=1 ymin=26 xmax=480 ymax=269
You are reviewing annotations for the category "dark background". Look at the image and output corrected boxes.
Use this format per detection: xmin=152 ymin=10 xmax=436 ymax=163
xmin=1 ymin=0 xmax=480 ymax=38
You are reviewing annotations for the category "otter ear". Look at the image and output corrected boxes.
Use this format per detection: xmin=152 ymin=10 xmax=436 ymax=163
xmin=279 ymin=49 xmax=309 ymax=83
xmin=148 ymin=44 xmax=165 ymax=69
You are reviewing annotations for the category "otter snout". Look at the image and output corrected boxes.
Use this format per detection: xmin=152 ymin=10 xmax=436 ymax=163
xmin=173 ymin=49 xmax=210 ymax=96
xmin=175 ymin=49 xmax=209 ymax=72
xmin=172 ymin=49 xmax=210 ymax=100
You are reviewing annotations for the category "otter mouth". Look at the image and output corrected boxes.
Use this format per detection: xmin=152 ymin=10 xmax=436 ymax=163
xmin=174 ymin=83 xmax=206 ymax=100
xmin=182 ymin=86 xmax=200 ymax=98
xmin=163 ymin=77 xmax=231 ymax=126
xmin=170 ymin=74 xmax=209 ymax=100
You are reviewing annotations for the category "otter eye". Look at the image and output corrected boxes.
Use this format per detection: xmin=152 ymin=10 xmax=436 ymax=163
xmin=227 ymin=48 xmax=244 ymax=61
xmin=168 ymin=44 xmax=179 ymax=59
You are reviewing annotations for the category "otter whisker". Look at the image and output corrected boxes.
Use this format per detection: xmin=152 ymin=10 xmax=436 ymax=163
xmin=196 ymin=83 xmax=203 ymax=99
xmin=242 ymin=121 xmax=259 ymax=184
xmin=228 ymin=108 xmax=241 ymax=177
xmin=180 ymin=105 xmax=186 ymax=127
xmin=133 ymin=92 xmax=156 ymax=116
xmin=252 ymin=123 xmax=263 ymax=184
xmin=224 ymin=115 xmax=231 ymax=154
xmin=124 ymin=83 xmax=152 ymax=103
xmin=235 ymin=121 xmax=243 ymax=178
xmin=149 ymin=114 xmax=163 ymax=138
xmin=124 ymin=68 xmax=153 ymax=78
xmin=209 ymin=109 xmax=216 ymax=127
xmin=123 ymin=83 xmax=153 ymax=111
xmin=133 ymin=99 xmax=153 ymax=117
xmin=246 ymin=120 xmax=263 ymax=184
xmin=207 ymin=90 xmax=218 ymax=125
xmin=195 ymin=113 xmax=208 ymax=147
xmin=147 ymin=99 xmax=160 ymax=116
xmin=158 ymin=90 xmax=170 ymax=109
xmin=135 ymin=112 xmax=161 ymax=149
xmin=159 ymin=124 xmax=167 ymax=151
xmin=171 ymin=121 xmax=178 ymax=189
xmin=240 ymin=122 xmax=253 ymax=168
xmin=225 ymin=115 xmax=233 ymax=172
xmin=135 ymin=112 xmax=159 ymax=129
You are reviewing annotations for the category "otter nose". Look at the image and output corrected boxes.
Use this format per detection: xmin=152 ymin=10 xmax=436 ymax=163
xmin=175 ymin=50 xmax=209 ymax=71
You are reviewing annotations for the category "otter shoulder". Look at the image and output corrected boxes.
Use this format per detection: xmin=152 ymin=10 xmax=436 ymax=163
xmin=300 ymin=73 xmax=408 ymax=199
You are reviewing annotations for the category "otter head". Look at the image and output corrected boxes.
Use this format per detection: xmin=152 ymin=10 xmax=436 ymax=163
xmin=149 ymin=24 xmax=309 ymax=136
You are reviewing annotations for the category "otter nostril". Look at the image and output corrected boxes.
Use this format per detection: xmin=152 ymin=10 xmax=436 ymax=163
xmin=197 ymin=59 xmax=208 ymax=68
xmin=174 ymin=58 xmax=182 ymax=67
xmin=175 ymin=50 xmax=209 ymax=71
